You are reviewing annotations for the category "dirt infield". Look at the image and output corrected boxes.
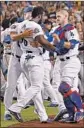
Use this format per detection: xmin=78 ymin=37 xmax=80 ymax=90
xmin=9 ymin=120 xmax=84 ymax=128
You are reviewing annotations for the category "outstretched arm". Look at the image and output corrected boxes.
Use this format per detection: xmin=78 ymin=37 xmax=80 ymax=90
xmin=10 ymin=29 xmax=33 ymax=41
xmin=35 ymin=35 xmax=56 ymax=52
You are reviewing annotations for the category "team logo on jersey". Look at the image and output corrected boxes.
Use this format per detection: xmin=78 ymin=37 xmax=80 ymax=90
xmin=34 ymin=28 xmax=40 ymax=33
xmin=22 ymin=24 xmax=26 ymax=30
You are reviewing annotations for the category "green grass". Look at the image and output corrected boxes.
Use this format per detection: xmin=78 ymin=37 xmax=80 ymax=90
xmin=1 ymin=101 xmax=58 ymax=128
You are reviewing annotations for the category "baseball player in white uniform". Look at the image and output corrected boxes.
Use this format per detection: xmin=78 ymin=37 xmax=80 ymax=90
xmin=50 ymin=26 xmax=69 ymax=120
xmin=2 ymin=19 xmax=36 ymax=120
xmin=8 ymin=6 xmax=57 ymax=123
xmin=1 ymin=24 xmax=23 ymax=120
xmin=41 ymin=23 xmax=58 ymax=106
xmin=52 ymin=10 xmax=83 ymax=123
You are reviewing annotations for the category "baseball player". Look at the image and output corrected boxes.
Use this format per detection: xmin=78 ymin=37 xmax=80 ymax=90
xmin=41 ymin=20 xmax=59 ymax=106
xmin=47 ymin=24 xmax=69 ymax=119
xmin=1 ymin=25 xmax=22 ymax=120
xmin=2 ymin=22 xmax=33 ymax=120
xmin=8 ymin=6 xmax=57 ymax=123
xmin=52 ymin=9 xmax=83 ymax=123
xmin=0 ymin=10 xmax=8 ymax=101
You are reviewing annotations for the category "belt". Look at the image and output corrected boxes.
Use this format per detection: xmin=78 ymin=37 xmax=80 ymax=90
xmin=60 ymin=57 xmax=70 ymax=61
xmin=11 ymin=53 xmax=21 ymax=61
xmin=26 ymin=51 xmax=42 ymax=55
xmin=5 ymin=53 xmax=11 ymax=55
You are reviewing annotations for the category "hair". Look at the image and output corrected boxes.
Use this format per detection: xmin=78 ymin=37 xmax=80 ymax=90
xmin=57 ymin=9 xmax=69 ymax=18
xmin=32 ymin=6 xmax=44 ymax=18
xmin=44 ymin=19 xmax=52 ymax=25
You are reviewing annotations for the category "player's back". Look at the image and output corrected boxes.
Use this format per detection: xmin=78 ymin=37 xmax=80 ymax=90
xmin=19 ymin=20 xmax=44 ymax=54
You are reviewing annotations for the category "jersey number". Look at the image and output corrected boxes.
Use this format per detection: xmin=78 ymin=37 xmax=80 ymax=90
xmin=17 ymin=38 xmax=27 ymax=47
xmin=70 ymin=31 xmax=74 ymax=37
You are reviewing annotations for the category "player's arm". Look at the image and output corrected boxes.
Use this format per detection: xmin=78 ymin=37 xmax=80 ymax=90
xmin=52 ymin=28 xmax=80 ymax=49
xmin=52 ymin=33 xmax=71 ymax=49
xmin=10 ymin=29 xmax=33 ymax=41
xmin=35 ymin=35 xmax=56 ymax=52
xmin=64 ymin=28 xmax=80 ymax=49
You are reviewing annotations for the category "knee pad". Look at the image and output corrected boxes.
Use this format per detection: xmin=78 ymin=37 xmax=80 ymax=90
xmin=59 ymin=82 xmax=71 ymax=95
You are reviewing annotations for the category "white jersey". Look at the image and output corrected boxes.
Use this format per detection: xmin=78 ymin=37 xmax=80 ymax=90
xmin=50 ymin=25 xmax=80 ymax=58
xmin=60 ymin=27 xmax=80 ymax=58
xmin=17 ymin=20 xmax=44 ymax=55
xmin=1 ymin=23 xmax=23 ymax=56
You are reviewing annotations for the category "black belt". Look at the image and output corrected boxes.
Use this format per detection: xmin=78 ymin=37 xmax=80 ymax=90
xmin=60 ymin=57 xmax=70 ymax=61
xmin=5 ymin=53 xmax=11 ymax=55
xmin=26 ymin=51 xmax=33 ymax=54
xmin=26 ymin=51 xmax=42 ymax=55
xmin=11 ymin=53 xmax=21 ymax=61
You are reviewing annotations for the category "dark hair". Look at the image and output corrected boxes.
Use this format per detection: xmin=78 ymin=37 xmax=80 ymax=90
xmin=32 ymin=6 xmax=44 ymax=18
xmin=44 ymin=19 xmax=52 ymax=25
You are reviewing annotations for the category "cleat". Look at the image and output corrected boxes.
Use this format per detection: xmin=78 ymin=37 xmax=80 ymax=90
xmin=74 ymin=111 xmax=84 ymax=122
xmin=4 ymin=114 xmax=12 ymax=120
xmin=47 ymin=103 xmax=58 ymax=107
xmin=24 ymin=104 xmax=30 ymax=109
xmin=59 ymin=116 xmax=76 ymax=123
xmin=41 ymin=118 xmax=53 ymax=123
xmin=8 ymin=109 xmax=23 ymax=122
xmin=54 ymin=109 xmax=68 ymax=121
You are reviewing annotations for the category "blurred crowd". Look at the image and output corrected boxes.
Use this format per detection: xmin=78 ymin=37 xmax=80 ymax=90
xmin=0 ymin=1 xmax=84 ymax=42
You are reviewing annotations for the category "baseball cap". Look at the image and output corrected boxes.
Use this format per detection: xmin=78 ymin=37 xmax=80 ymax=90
xmin=48 ymin=12 xmax=56 ymax=19
xmin=23 ymin=7 xmax=33 ymax=13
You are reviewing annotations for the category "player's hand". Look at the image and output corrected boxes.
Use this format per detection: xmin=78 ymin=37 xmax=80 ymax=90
xmin=10 ymin=29 xmax=33 ymax=41
xmin=64 ymin=42 xmax=71 ymax=49
xmin=52 ymin=33 xmax=60 ymax=43
xmin=22 ymin=29 xmax=33 ymax=38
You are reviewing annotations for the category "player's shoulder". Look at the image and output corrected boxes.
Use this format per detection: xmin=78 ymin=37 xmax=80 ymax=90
xmin=20 ymin=20 xmax=28 ymax=25
xmin=64 ymin=24 xmax=75 ymax=31
xmin=29 ymin=21 xmax=41 ymax=28
xmin=10 ymin=22 xmax=19 ymax=29
xmin=26 ymin=21 xmax=42 ymax=33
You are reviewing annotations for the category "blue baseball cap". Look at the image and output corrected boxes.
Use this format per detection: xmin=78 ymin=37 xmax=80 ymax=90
xmin=24 ymin=7 xmax=33 ymax=13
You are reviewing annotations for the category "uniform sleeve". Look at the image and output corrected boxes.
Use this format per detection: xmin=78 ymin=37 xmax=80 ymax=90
xmin=65 ymin=28 xmax=80 ymax=49
xmin=33 ymin=24 xmax=44 ymax=39
xmin=10 ymin=23 xmax=19 ymax=33
xmin=65 ymin=28 xmax=80 ymax=41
